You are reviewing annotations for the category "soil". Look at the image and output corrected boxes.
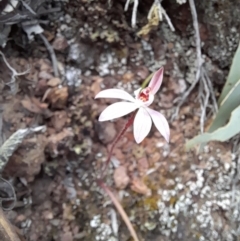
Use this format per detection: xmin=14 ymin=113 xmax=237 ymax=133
xmin=0 ymin=0 xmax=240 ymax=241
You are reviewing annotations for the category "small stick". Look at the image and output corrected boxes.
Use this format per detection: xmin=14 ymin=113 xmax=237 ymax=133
xmin=157 ymin=0 xmax=175 ymax=31
xmin=131 ymin=0 xmax=139 ymax=28
xmin=101 ymin=112 xmax=135 ymax=178
xmin=39 ymin=33 xmax=59 ymax=77
xmin=202 ymin=68 xmax=218 ymax=113
xmin=0 ymin=51 xmax=30 ymax=94
xmin=98 ymin=181 xmax=140 ymax=241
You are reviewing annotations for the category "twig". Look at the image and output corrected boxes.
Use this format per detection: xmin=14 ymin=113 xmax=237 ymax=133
xmin=124 ymin=0 xmax=138 ymax=28
xmin=0 ymin=177 xmax=16 ymax=211
xmin=124 ymin=0 xmax=131 ymax=11
xmin=99 ymin=181 xmax=140 ymax=241
xmin=171 ymin=0 xmax=202 ymax=120
xmin=147 ymin=0 xmax=175 ymax=32
xmin=132 ymin=0 xmax=139 ymax=28
xmin=39 ymin=33 xmax=59 ymax=77
xmin=20 ymin=0 xmax=37 ymax=16
xmin=0 ymin=51 xmax=30 ymax=94
xmin=101 ymin=113 xmax=135 ymax=178
xmin=202 ymin=68 xmax=218 ymax=113
xmin=147 ymin=2 xmax=157 ymax=20
xmin=157 ymin=0 xmax=175 ymax=31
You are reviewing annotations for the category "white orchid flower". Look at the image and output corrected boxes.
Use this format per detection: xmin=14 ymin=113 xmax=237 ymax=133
xmin=95 ymin=67 xmax=170 ymax=144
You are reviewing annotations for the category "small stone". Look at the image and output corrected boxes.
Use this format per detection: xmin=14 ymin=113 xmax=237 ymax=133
xmin=52 ymin=36 xmax=68 ymax=51
xmin=61 ymin=232 xmax=73 ymax=241
xmin=95 ymin=122 xmax=117 ymax=145
xmin=137 ymin=157 xmax=149 ymax=176
xmin=114 ymin=166 xmax=130 ymax=189
xmin=50 ymin=219 xmax=61 ymax=226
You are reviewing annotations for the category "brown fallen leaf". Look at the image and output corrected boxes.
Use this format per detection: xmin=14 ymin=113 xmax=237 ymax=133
xmin=62 ymin=203 xmax=75 ymax=221
xmin=131 ymin=177 xmax=151 ymax=196
xmin=31 ymin=97 xmax=48 ymax=109
xmin=90 ymin=77 xmax=103 ymax=96
xmin=50 ymin=111 xmax=68 ymax=131
xmin=48 ymin=128 xmax=73 ymax=144
xmin=38 ymin=71 xmax=54 ymax=80
xmin=47 ymin=87 xmax=68 ymax=109
xmin=47 ymin=77 xmax=61 ymax=87
xmin=21 ymin=99 xmax=42 ymax=114
xmin=44 ymin=30 xmax=55 ymax=42
xmin=39 ymin=59 xmax=52 ymax=72
xmin=21 ymin=97 xmax=48 ymax=114
xmin=122 ymin=72 xmax=134 ymax=83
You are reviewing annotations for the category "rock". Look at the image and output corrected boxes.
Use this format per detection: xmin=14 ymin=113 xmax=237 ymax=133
xmin=52 ymin=36 xmax=68 ymax=51
xmin=61 ymin=232 xmax=73 ymax=241
xmin=114 ymin=166 xmax=130 ymax=189
xmin=95 ymin=122 xmax=117 ymax=145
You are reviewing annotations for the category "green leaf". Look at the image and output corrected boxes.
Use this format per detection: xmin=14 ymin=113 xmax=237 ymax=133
xmin=218 ymin=41 xmax=240 ymax=105
xmin=141 ymin=73 xmax=153 ymax=89
xmin=185 ymin=105 xmax=240 ymax=150
xmin=208 ymin=79 xmax=240 ymax=133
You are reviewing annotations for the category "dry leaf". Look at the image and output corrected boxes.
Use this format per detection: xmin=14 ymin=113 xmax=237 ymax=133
xmin=51 ymin=111 xmax=68 ymax=131
xmin=31 ymin=97 xmax=48 ymax=109
xmin=48 ymin=128 xmax=73 ymax=144
xmin=21 ymin=99 xmax=41 ymax=113
xmin=137 ymin=5 xmax=159 ymax=37
xmin=90 ymin=77 xmax=103 ymax=96
xmin=123 ymin=72 xmax=134 ymax=83
xmin=131 ymin=177 xmax=151 ymax=196
xmin=47 ymin=77 xmax=61 ymax=87
xmin=48 ymin=87 xmax=68 ymax=109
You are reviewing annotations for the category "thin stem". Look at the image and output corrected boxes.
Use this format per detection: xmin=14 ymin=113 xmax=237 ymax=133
xmin=98 ymin=180 xmax=140 ymax=241
xmin=101 ymin=112 xmax=136 ymax=178
xmin=39 ymin=33 xmax=59 ymax=77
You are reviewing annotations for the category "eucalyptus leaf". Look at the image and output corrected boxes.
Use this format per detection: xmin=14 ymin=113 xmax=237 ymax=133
xmin=208 ymin=79 xmax=240 ymax=133
xmin=218 ymin=41 xmax=240 ymax=105
xmin=0 ymin=126 xmax=46 ymax=172
xmin=186 ymin=105 xmax=240 ymax=150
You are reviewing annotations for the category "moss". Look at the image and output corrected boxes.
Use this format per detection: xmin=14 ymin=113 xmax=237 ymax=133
xmin=142 ymin=195 xmax=159 ymax=210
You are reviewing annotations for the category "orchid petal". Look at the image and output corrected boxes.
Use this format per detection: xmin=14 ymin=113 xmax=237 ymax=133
xmin=133 ymin=108 xmax=152 ymax=144
xmin=146 ymin=108 xmax=170 ymax=142
xmin=148 ymin=67 xmax=164 ymax=95
xmin=95 ymin=89 xmax=135 ymax=102
xmin=99 ymin=102 xmax=137 ymax=121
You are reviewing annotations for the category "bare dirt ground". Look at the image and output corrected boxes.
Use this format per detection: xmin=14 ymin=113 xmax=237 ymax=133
xmin=0 ymin=0 xmax=240 ymax=241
